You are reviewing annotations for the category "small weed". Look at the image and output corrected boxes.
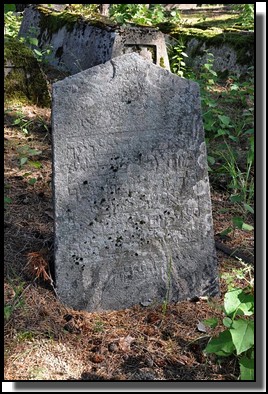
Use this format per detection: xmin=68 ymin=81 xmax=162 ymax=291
xmin=4 ymin=280 xmax=26 ymax=322
xmin=93 ymin=320 xmax=105 ymax=333
xmin=203 ymin=263 xmax=254 ymax=380
xmin=169 ymin=38 xmax=189 ymax=78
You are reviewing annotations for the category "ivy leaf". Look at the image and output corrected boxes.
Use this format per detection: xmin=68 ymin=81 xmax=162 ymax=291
xmin=204 ymin=330 xmax=235 ymax=356
xmin=239 ymin=356 xmax=254 ymax=380
xmin=230 ymin=320 xmax=254 ymax=355
xmin=224 ymin=289 xmax=254 ymax=317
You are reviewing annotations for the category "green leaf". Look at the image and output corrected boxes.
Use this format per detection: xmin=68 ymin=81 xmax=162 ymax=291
xmin=203 ymin=317 xmax=218 ymax=329
xmin=224 ymin=289 xmax=254 ymax=317
xmin=33 ymin=49 xmax=43 ymax=57
xmin=230 ymin=84 xmax=239 ymax=91
xmin=237 ymin=292 xmax=254 ymax=316
xmin=28 ymin=161 xmax=42 ymax=169
xmin=218 ymin=115 xmax=231 ymax=126
xmin=239 ymin=356 xmax=254 ymax=380
xmin=4 ymin=305 xmax=13 ymax=320
xmin=224 ymin=289 xmax=243 ymax=316
xmin=220 ymin=227 xmax=232 ymax=236
xmin=181 ymin=51 xmax=188 ymax=57
xmin=204 ymin=330 xmax=235 ymax=356
xmin=232 ymin=216 xmax=244 ymax=229
xmin=230 ymin=320 xmax=254 ymax=355
xmin=223 ymin=317 xmax=232 ymax=328
xmin=4 ymin=196 xmax=12 ymax=204
xmin=242 ymin=223 xmax=254 ymax=231
xmin=28 ymin=178 xmax=37 ymax=185
xmin=207 ymin=155 xmax=215 ymax=165
xmin=244 ymin=202 xmax=254 ymax=214
xmin=20 ymin=157 xmax=28 ymax=166
xmin=28 ymin=149 xmax=42 ymax=156
xmin=230 ymin=194 xmax=243 ymax=203
xmin=28 ymin=37 xmax=39 ymax=46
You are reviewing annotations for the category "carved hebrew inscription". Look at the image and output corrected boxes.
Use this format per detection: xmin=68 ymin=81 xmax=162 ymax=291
xmin=52 ymin=53 xmax=219 ymax=311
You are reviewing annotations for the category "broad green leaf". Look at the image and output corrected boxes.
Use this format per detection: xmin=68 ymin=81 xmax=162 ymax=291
xmin=230 ymin=320 xmax=254 ymax=355
xmin=216 ymin=129 xmax=228 ymax=137
xmin=224 ymin=289 xmax=254 ymax=317
xmin=242 ymin=222 xmax=254 ymax=231
xmin=20 ymin=157 xmax=28 ymax=166
xmin=204 ymin=330 xmax=235 ymax=356
xmin=224 ymin=289 xmax=243 ymax=316
xmin=28 ymin=161 xmax=42 ymax=169
xmin=181 ymin=51 xmax=188 ymax=57
xmin=232 ymin=216 xmax=244 ymax=229
xmin=239 ymin=356 xmax=254 ymax=380
xmin=218 ymin=115 xmax=231 ymax=126
xmin=223 ymin=317 xmax=232 ymax=328
xmin=203 ymin=317 xmax=218 ymax=329
xmin=237 ymin=292 xmax=254 ymax=315
xmin=28 ymin=37 xmax=39 ymax=46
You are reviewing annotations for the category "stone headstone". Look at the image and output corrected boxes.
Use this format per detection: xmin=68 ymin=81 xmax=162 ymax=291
xmin=52 ymin=53 xmax=219 ymax=312
xmin=19 ymin=5 xmax=170 ymax=75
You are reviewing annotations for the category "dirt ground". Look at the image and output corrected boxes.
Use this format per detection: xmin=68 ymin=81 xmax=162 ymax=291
xmin=4 ymin=65 xmax=254 ymax=381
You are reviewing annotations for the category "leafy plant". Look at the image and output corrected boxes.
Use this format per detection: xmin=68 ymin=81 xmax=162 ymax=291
xmin=4 ymin=281 xmax=26 ymax=322
xmin=203 ymin=285 xmax=254 ymax=380
xmin=17 ymin=145 xmax=42 ymax=183
xmin=4 ymin=10 xmax=23 ymax=38
xmin=232 ymin=4 xmax=254 ymax=30
xmin=169 ymin=39 xmax=189 ymax=78
xmin=20 ymin=27 xmax=53 ymax=63
xmin=109 ymin=4 xmax=181 ymax=26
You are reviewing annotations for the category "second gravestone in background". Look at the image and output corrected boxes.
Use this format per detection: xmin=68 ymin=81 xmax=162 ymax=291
xmin=52 ymin=53 xmax=219 ymax=312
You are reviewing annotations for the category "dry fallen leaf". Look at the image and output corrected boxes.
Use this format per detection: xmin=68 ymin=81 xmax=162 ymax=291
xmin=118 ymin=335 xmax=135 ymax=352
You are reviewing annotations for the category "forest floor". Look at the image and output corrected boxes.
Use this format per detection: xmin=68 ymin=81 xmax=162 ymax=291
xmin=4 ymin=6 xmax=254 ymax=381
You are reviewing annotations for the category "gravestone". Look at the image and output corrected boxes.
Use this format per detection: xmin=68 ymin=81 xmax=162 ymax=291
xmin=19 ymin=5 xmax=170 ymax=74
xmin=52 ymin=53 xmax=219 ymax=311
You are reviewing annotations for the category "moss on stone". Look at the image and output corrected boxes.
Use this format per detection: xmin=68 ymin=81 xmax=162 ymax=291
xmin=35 ymin=4 xmax=118 ymax=39
xmin=168 ymin=27 xmax=254 ymax=67
xmin=4 ymin=37 xmax=51 ymax=107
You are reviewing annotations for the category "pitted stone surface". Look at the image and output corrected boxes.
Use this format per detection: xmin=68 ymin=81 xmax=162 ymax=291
xmin=52 ymin=53 xmax=219 ymax=311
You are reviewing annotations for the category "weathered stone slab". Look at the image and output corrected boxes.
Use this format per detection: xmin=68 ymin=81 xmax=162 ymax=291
xmin=52 ymin=53 xmax=219 ymax=311
xmin=19 ymin=5 xmax=170 ymax=74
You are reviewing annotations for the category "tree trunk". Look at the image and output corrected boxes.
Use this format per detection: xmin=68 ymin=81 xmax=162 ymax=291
xmin=99 ymin=4 xmax=110 ymax=16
